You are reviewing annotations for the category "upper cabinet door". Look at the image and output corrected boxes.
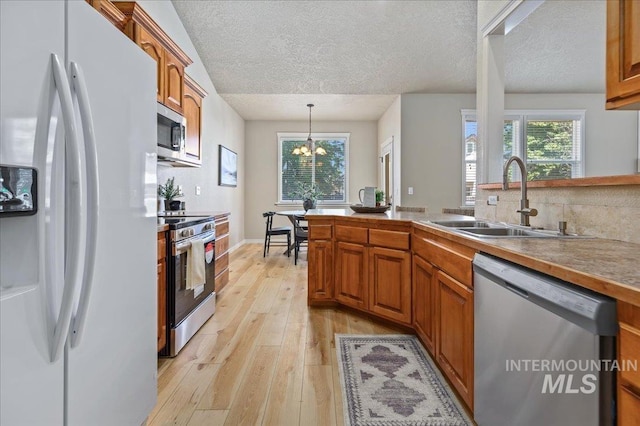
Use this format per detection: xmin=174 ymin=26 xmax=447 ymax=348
xmin=111 ymin=2 xmax=193 ymax=112
xmin=137 ymin=27 xmax=164 ymax=103
xmin=607 ymin=0 xmax=640 ymax=109
xmin=163 ymin=50 xmax=184 ymax=114
xmin=183 ymin=75 xmax=206 ymax=160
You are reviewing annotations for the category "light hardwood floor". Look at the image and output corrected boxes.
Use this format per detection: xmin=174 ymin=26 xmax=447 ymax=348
xmin=150 ymin=243 xmax=406 ymax=426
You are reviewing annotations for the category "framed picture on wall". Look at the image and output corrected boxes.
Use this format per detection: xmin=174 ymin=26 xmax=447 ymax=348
xmin=218 ymin=145 xmax=238 ymax=187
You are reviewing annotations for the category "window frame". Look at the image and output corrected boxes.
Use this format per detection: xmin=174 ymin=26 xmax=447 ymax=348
xmin=277 ymin=132 xmax=350 ymax=205
xmin=461 ymin=111 xmax=477 ymax=207
xmin=460 ymin=109 xmax=586 ymax=206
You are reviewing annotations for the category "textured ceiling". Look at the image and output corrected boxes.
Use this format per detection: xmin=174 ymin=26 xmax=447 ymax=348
xmin=171 ymin=0 xmax=604 ymax=120
xmin=220 ymin=94 xmax=398 ymax=121
xmin=504 ymin=0 xmax=605 ymax=93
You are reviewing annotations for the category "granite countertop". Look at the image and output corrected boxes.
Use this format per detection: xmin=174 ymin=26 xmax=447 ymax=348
xmin=305 ymin=208 xmax=452 ymax=222
xmin=305 ymin=208 xmax=640 ymax=305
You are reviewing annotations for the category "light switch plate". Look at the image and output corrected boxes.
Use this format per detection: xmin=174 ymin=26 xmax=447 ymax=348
xmin=408 ymin=187 xmax=414 ymax=195
xmin=195 ymin=185 xmax=201 ymax=196
xmin=487 ymin=195 xmax=499 ymax=205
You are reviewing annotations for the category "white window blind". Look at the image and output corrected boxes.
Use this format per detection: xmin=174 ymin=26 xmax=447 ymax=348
xmin=278 ymin=133 xmax=349 ymax=203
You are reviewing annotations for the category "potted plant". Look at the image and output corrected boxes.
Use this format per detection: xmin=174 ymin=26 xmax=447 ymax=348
xmin=158 ymin=177 xmax=183 ymax=211
xmin=293 ymin=182 xmax=323 ymax=211
xmin=375 ymin=189 xmax=385 ymax=206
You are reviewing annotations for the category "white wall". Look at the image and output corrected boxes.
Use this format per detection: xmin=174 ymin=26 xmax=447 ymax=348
xmin=399 ymin=94 xmax=476 ymax=212
xmin=505 ymin=93 xmax=638 ymax=177
xmin=244 ymin=120 xmax=378 ymax=239
xmin=377 ymin=95 xmax=401 ymax=206
xmin=133 ymin=1 xmax=245 ymax=247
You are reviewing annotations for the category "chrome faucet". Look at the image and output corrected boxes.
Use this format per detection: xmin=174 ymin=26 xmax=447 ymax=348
xmin=502 ymin=156 xmax=538 ymax=227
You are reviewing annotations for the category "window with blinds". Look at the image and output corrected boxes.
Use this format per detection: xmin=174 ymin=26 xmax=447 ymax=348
xmin=461 ymin=110 xmax=585 ymax=205
xmin=278 ymin=133 xmax=349 ymax=203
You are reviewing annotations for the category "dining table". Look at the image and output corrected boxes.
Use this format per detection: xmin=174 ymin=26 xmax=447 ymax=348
xmin=275 ymin=210 xmax=307 ymax=255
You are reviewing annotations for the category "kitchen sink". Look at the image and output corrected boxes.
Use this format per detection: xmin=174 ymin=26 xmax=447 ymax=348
xmin=424 ymin=220 xmax=588 ymax=239
xmin=456 ymin=227 xmax=555 ymax=238
xmin=428 ymin=220 xmax=491 ymax=228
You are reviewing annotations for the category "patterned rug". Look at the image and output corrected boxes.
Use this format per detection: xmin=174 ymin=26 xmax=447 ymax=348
xmin=335 ymin=334 xmax=473 ymax=426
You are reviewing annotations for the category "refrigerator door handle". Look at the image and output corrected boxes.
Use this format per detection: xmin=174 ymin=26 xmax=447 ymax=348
xmin=68 ymin=62 xmax=99 ymax=348
xmin=49 ymin=53 xmax=85 ymax=362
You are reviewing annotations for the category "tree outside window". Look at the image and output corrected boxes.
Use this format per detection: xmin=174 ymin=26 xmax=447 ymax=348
xmin=278 ymin=133 xmax=349 ymax=203
xmin=462 ymin=110 xmax=584 ymax=205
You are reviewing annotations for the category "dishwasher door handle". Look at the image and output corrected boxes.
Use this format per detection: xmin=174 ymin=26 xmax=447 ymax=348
xmin=506 ymin=282 xmax=529 ymax=298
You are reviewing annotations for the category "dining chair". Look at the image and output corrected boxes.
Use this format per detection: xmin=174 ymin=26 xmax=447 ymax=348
xmin=262 ymin=212 xmax=291 ymax=257
xmin=293 ymin=215 xmax=308 ymax=265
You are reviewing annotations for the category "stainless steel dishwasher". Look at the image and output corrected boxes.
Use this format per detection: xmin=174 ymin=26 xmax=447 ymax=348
xmin=473 ymin=253 xmax=617 ymax=426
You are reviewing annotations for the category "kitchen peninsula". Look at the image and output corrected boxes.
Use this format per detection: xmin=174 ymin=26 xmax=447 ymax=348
xmin=305 ymin=208 xmax=640 ymax=416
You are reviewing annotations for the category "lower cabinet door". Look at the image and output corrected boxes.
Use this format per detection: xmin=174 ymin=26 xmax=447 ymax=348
xmin=619 ymin=386 xmax=640 ymax=426
xmin=157 ymin=259 xmax=167 ymax=352
xmin=436 ymin=269 xmax=473 ymax=409
xmin=308 ymin=239 xmax=333 ymax=301
xmin=335 ymin=241 xmax=368 ymax=310
xmin=368 ymin=246 xmax=411 ymax=324
xmin=413 ymin=254 xmax=437 ymax=355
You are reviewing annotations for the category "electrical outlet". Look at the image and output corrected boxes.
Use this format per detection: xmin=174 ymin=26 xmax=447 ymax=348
xmin=408 ymin=187 xmax=414 ymax=195
xmin=487 ymin=195 xmax=499 ymax=205
xmin=195 ymin=185 xmax=201 ymax=196
xmin=177 ymin=185 xmax=183 ymax=195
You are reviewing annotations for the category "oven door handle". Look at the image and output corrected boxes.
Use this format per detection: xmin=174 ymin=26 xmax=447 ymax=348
xmin=175 ymin=233 xmax=215 ymax=255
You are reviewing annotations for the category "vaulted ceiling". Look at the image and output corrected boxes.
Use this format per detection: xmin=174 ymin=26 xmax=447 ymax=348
xmin=171 ymin=0 xmax=604 ymax=120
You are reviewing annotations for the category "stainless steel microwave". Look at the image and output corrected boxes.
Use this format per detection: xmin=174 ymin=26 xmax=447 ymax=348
xmin=157 ymin=103 xmax=200 ymax=167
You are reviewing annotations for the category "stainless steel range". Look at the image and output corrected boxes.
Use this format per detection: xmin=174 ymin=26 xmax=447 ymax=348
xmin=158 ymin=215 xmax=216 ymax=356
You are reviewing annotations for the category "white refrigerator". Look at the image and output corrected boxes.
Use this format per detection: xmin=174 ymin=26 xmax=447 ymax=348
xmin=0 ymin=1 xmax=158 ymax=425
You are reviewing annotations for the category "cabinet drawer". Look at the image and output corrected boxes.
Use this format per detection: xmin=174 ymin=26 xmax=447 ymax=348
xmin=620 ymin=323 xmax=640 ymax=387
xmin=215 ymin=235 xmax=229 ymax=259
xmin=413 ymin=236 xmax=472 ymax=287
xmin=215 ymin=252 xmax=229 ymax=274
xmin=335 ymin=225 xmax=368 ymax=244
xmin=157 ymin=233 xmax=166 ymax=261
xmin=310 ymin=224 xmax=332 ymax=240
xmin=369 ymin=229 xmax=410 ymax=250
xmin=215 ymin=268 xmax=229 ymax=292
xmin=215 ymin=219 xmax=229 ymax=236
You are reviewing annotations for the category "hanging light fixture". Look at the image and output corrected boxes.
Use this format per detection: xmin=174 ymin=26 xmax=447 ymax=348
xmin=292 ymin=103 xmax=326 ymax=156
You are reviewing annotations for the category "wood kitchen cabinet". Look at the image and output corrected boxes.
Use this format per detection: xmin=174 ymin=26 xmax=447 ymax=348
xmin=114 ymin=2 xmax=192 ymax=114
xmin=137 ymin=27 xmax=164 ymax=103
xmin=157 ymin=230 xmax=168 ymax=352
xmin=413 ymin=255 xmax=437 ymax=355
xmin=412 ymin=227 xmax=475 ymax=410
xmin=214 ymin=214 xmax=230 ymax=293
xmin=85 ymin=0 xmax=126 ymax=30
xmin=606 ymin=0 xmax=640 ymax=109
xmin=617 ymin=301 xmax=640 ymax=424
xmin=436 ymin=269 xmax=474 ymax=410
xmin=310 ymin=221 xmax=413 ymax=324
xmin=368 ymin=229 xmax=412 ymax=324
xmin=163 ymin=49 xmax=186 ymax=113
xmin=183 ymin=75 xmax=207 ymax=162
xmin=308 ymin=221 xmax=334 ymax=302
xmin=335 ymin=241 xmax=368 ymax=310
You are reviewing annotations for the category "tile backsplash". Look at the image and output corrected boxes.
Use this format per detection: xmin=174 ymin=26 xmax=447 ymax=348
xmin=475 ymin=185 xmax=640 ymax=244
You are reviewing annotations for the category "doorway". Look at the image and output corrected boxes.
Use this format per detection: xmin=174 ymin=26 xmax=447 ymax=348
xmin=379 ymin=137 xmax=393 ymax=208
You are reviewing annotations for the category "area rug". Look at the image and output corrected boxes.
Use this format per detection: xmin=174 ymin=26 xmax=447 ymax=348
xmin=335 ymin=334 xmax=473 ymax=426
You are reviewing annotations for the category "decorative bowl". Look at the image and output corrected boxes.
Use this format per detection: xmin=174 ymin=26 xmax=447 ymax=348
xmin=350 ymin=204 xmax=390 ymax=213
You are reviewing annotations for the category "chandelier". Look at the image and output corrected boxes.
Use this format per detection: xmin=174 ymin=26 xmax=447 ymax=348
xmin=292 ymin=103 xmax=326 ymax=156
